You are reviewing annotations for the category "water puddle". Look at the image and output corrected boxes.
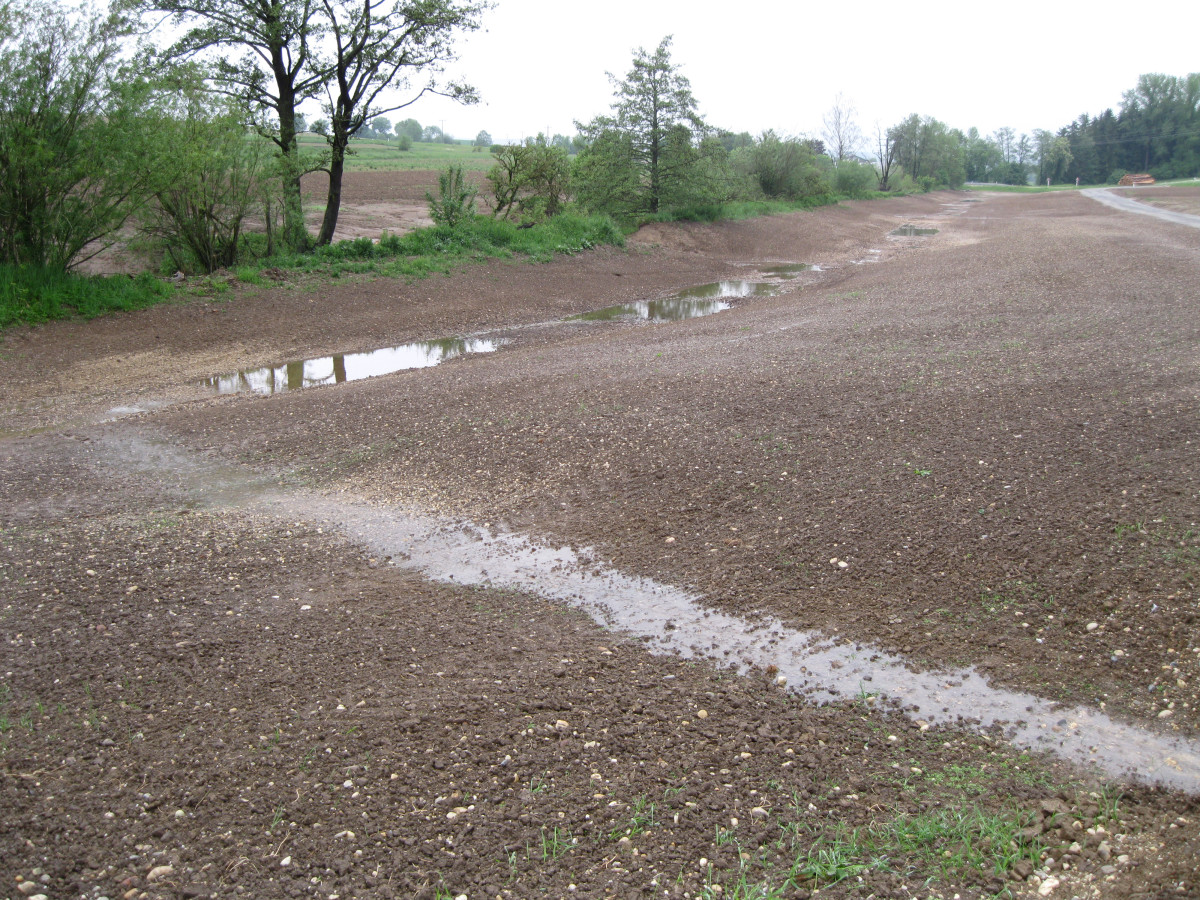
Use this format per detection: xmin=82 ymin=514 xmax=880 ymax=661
xmin=571 ymin=280 xmax=776 ymax=323
xmin=891 ymin=225 xmax=940 ymax=237
xmin=101 ymin=431 xmax=1200 ymax=794
xmin=203 ymin=338 xmax=500 ymax=395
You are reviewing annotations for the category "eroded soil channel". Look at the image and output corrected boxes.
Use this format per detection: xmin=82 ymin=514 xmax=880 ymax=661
xmin=105 ymin=430 xmax=1200 ymax=793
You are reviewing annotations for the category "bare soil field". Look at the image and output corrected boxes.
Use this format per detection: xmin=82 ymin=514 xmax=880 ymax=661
xmin=300 ymin=169 xmax=499 ymax=241
xmin=1124 ymin=183 xmax=1200 ymax=216
xmin=2 ymin=178 xmax=1199 ymax=899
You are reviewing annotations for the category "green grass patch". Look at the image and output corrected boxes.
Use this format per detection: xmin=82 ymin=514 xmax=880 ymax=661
xmin=0 ymin=264 xmax=176 ymax=329
xmin=706 ymin=802 xmax=1045 ymax=896
xmin=965 ymin=182 xmax=1101 ymax=193
xmin=649 ymin=190 xmax=904 ymax=225
xmin=297 ymin=134 xmax=497 ymax=172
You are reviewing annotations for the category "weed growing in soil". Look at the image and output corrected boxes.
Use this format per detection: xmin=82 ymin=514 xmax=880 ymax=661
xmin=537 ymin=825 xmax=573 ymax=861
xmin=610 ymin=795 xmax=660 ymax=839
xmin=701 ymin=801 xmax=1046 ymax=896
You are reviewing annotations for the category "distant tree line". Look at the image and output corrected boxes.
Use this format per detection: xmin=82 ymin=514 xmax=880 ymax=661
xmin=5 ymin=0 xmax=1196 ymax=280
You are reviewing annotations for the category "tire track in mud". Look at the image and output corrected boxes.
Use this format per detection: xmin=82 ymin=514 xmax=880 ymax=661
xmin=100 ymin=427 xmax=1200 ymax=794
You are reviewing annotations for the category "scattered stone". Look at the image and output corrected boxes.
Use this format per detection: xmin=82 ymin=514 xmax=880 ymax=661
xmin=1038 ymin=875 xmax=1061 ymax=896
xmin=147 ymin=865 xmax=174 ymax=883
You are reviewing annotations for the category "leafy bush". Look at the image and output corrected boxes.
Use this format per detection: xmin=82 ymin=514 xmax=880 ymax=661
xmin=834 ymin=160 xmax=877 ymax=197
xmin=426 ymin=165 xmax=477 ymax=228
xmin=397 ymin=134 xmax=413 ymax=151
xmin=733 ymin=131 xmax=832 ymax=201
xmin=488 ymin=141 xmax=571 ymax=224
xmin=139 ymin=85 xmax=271 ymax=274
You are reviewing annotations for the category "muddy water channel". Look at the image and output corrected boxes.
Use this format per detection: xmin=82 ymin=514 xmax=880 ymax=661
xmin=105 ymin=431 xmax=1200 ymax=794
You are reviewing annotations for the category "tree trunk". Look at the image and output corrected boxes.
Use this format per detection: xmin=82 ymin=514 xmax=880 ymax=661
xmin=272 ymin=69 xmax=309 ymax=252
xmin=318 ymin=135 xmax=348 ymax=246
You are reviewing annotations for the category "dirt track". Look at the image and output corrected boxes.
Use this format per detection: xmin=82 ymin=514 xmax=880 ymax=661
xmin=2 ymin=182 xmax=1200 ymax=899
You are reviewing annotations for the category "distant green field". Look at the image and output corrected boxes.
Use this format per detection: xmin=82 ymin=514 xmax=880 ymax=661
xmin=297 ymin=135 xmax=497 ymax=172
xmin=965 ymin=178 xmax=1199 ymax=194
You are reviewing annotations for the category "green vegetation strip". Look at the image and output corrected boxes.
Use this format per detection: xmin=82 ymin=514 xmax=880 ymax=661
xmin=0 ymin=213 xmax=624 ymax=330
xmin=263 ymin=212 xmax=624 ymax=279
xmin=0 ymin=265 xmax=175 ymax=329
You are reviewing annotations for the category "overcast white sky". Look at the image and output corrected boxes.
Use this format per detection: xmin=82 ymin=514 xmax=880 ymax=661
xmin=384 ymin=0 xmax=1199 ymax=146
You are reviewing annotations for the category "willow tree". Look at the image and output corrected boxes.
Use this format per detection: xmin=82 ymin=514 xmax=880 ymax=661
xmin=0 ymin=3 xmax=157 ymax=268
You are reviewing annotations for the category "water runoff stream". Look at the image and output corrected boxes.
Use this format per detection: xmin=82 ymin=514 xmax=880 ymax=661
xmin=105 ymin=431 xmax=1200 ymax=794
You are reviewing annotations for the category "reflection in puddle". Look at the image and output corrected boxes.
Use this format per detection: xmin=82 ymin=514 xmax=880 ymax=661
xmin=204 ymin=338 xmax=500 ymax=395
xmin=891 ymin=224 xmax=940 ymax=236
xmin=757 ymin=263 xmax=811 ymax=277
xmin=572 ymin=280 xmax=776 ymax=322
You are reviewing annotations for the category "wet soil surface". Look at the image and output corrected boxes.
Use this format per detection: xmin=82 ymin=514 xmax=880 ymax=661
xmin=3 ymin=180 xmax=1200 ymax=898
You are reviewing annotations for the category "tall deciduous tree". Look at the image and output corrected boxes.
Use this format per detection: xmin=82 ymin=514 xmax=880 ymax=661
xmin=821 ymin=93 xmax=862 ymax=163
xmin=134 ymin=0 xmax=329 ymax=251
xmin=873 ymin=122 xmax=897 ymax=191
xmin=576 ymin=36 xmax=715 ymax=217
xmin=315 ymin=0 xmax=483 ymax=245
xmin=890 ymin=114 xmax=966 ymax=189
xmin=394 ymin=117 xmax=422 ymax=140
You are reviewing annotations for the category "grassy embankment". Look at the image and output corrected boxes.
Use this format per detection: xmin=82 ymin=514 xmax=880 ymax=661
xmin=0 ymin=211 xmax=624 ymax=331
xmin=966 ymin=176 xmax=1200 ymax=193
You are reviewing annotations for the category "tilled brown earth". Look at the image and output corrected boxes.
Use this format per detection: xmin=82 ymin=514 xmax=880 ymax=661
xmin=3 ymin=182 xmax=1200 ymax=898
